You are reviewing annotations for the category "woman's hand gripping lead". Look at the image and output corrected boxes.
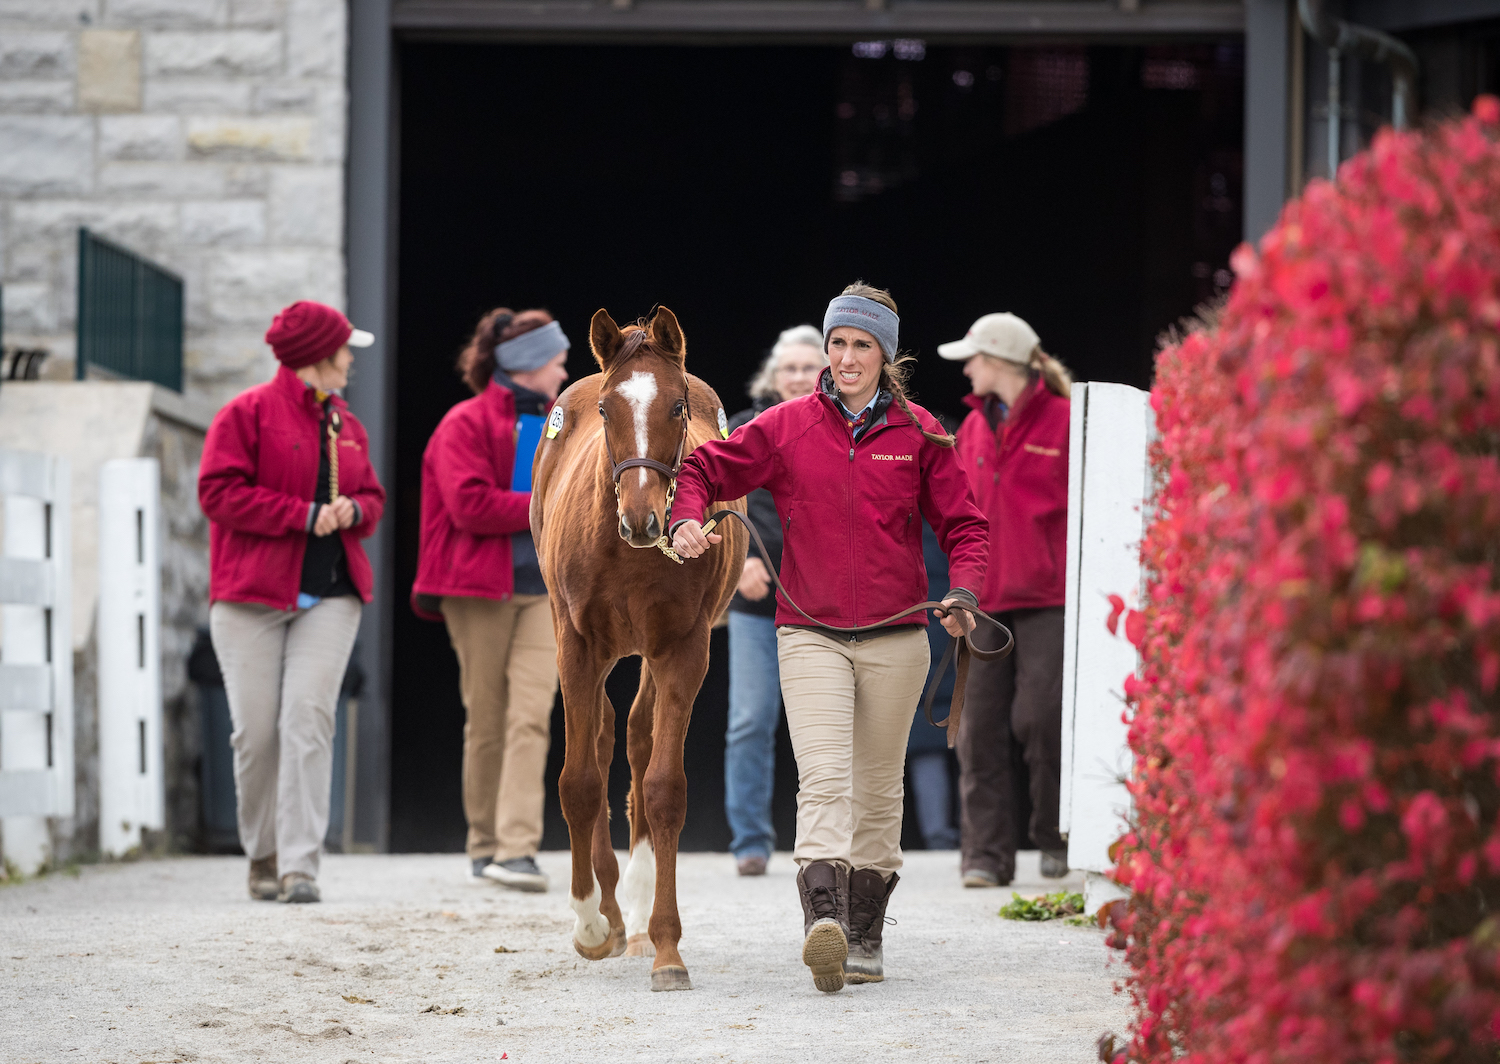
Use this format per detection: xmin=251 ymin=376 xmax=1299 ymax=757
xmin=671 ymin=520 xmax=720 ymax=559
xmin=937 ymin=598 xmax=977 ymax=639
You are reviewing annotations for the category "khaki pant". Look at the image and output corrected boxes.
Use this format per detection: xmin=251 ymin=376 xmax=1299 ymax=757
xmin=209 ymin=596 xmax=362 ymax=880
xmin=776 ymin=626 xmax=929 ymax=877
xmin=442 ymin=594 xmax=559 ymax=861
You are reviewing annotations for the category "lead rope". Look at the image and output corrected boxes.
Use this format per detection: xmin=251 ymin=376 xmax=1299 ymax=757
xmin=327 ymin=407 xmax=342 ymax=504
xmin=696 ymin=507 xmax=1013 ymax=748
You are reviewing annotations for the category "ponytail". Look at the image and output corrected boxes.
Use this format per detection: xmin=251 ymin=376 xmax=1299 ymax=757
xmin=882 ymin=358 xmax=955 ymax=448
xmin=1030 ymin=347 xmax=1073 ymax=399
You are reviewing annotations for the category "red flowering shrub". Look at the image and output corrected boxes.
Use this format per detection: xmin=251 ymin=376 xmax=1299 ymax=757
xmin=1114 ymin=99 xmax=1500 ymax=1064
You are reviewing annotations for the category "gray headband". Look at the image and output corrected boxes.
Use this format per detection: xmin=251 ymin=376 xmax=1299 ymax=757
xmin=823 ymin=296 xmax=899 ymax=363
xmin=495 ymin=320 xmax=570 ymax=372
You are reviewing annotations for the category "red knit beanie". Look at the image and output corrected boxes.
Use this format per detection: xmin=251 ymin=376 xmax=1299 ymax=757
xmin=265 ymin=301 xmax=353 ymax=370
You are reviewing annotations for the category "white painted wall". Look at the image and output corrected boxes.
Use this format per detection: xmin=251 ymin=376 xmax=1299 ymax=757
xmin=1059 ymin=382 xmax=1151 ymax=907
xmin=97 ymin=457 xmax=162 ymax=857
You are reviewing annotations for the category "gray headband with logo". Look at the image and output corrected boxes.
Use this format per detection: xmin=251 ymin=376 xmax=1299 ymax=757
xmin=495 ymin=320 xmax=570 ymax=372
xmin=823 ymin=295 xmax=899 ymax=363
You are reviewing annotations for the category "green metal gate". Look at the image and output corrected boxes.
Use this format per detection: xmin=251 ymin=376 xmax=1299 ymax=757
xmin=75 ymin=228 xmax=184 ymax=393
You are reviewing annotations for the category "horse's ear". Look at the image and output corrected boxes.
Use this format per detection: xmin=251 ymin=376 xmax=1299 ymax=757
xmin=648 ymin=306 xmax=686 ymax=363
xmin=590 ymin=309 xmax=622 ymax=370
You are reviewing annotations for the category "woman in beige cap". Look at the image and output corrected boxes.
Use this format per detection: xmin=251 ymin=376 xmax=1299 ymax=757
xmin=937 ymin=313 xmax=1073 ymax=887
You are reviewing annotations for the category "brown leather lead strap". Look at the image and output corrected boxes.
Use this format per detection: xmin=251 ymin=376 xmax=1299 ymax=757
xmin=700 ymin=507 xmax=1012 ymax=750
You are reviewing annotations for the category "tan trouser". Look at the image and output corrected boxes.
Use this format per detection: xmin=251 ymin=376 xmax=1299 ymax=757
xmin=442 ymin=594 xmax=559 ymax=861
xmin=209 ymin=596 xmax=362 ymax=879
xmin=776 ymin=626 xmax=929 ymax=878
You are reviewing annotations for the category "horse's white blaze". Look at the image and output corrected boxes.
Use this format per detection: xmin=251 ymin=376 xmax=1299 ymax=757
xmin=622 ymin=837 xmax=656 ymax=938
xmin=570 ymin=880 xmax=610 ymax=948
xmin=617 ymin=370 xmax=658 ymax=489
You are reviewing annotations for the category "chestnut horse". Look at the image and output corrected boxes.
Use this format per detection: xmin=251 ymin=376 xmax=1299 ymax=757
xmin=530 ymin=307 xmax=746 ymax=992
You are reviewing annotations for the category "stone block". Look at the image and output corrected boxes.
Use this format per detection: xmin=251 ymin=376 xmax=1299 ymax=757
xmin=206 ymin=247 xmax=340 ymax=328
xmin=10 ymin=200 xmax=177 ymax=250
xmin=179 ymin=199 xmax=263 ymax=245
xmin=0 ymin=32 xmax=73 ymax=79
xmin=103 ymin=0 xmax=229 ymax=26
xmin=0 ymin=116 xmax=93 ymax=196
xmin=310 ymin=79 xmax=342 ymax=162
xmin=2 ymin=281 xmax=55 ymax=333
xmin=99 ymin=114 xmax=183 ymax=160
xmin=267 ymin=164 xmax=337 ymax=245
xmin=222 ymin=164 xmax=268 ymax=195
xmin=6 ymin=240 xmax=59 ymax=284
xmin=78 ymin=29 xmax=141 ymax=113
xmin=184 ymin=327 xmax=270 ymax=383
xmin=186 ymin=115 xmax=310 ymax=160
xmin=229 ymin=0 xmax=284 ymax=28
xmin=98 ymin=161 xmax=227 ymax=198
xmin=0 ymin=80 xmax=73 ymax=113
xmin=144 ymin=31 xmax=280 ymax=78
xmin=0 ymin=2 xmax=94 ymax=26
xmin=286 ymin=0 xmax=342 ymax=79
xmin=143 ymin=78 xmax=250 ymax=113
xmin=252 ymin=79 xmax=315 ymax=112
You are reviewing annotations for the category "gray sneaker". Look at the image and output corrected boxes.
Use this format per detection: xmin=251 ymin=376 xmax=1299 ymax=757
xmin=1040 ymin=851 xmax=1071 ymax=879
xmin=468 ymin=857 xmax=493 ymax=884
xmin=483 ymin=855 xmax=549 ymax=893
xmin=278 ymin=873 xmax=321 ymax=903
xmin=248 ymin=855 xmax=279 ymax=901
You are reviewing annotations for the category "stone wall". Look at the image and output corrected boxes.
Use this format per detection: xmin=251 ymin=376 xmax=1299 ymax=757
xmin=0 ymin=0 xmax=348 ymax=411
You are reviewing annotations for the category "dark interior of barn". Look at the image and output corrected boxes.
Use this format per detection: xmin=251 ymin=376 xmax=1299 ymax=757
xmin=389 ymin=39 xmax=1244 ymax=854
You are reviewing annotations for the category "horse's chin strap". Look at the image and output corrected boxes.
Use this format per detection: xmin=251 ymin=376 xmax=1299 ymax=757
xmin=599 ymin=376 xmax=692 ymax=563
xmin=698 ymin=507 xmax=1014 ymax=748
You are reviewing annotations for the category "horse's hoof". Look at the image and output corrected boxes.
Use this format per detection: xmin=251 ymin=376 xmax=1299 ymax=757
xmin=625 ymin=933 xmax=655 ymax=958
xmin=574 ymin=925 xmax=626 ymax=961
xmin=650 ymin=965 xmax=692 ymax=992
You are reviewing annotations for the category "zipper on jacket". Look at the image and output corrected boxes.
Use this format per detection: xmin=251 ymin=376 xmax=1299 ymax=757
xmin=848 ymin=447 xmax=854 ymax=462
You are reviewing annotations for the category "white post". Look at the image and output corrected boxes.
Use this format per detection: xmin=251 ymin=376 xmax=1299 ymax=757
xmin=0 ymin=449 xmax=73 ymax=875
xmin=1059 ymin=383 xmax=1152 ymax=913
xmin=98 ymin=459 xmax=163 ymax=857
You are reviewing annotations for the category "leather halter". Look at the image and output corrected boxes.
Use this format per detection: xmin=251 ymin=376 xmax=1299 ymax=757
xmin=599 ymin=374 xmax=693 ymax=557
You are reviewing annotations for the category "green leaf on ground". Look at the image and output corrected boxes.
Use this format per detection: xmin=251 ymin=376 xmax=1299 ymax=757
xmin=998 ymin=891 xmax=1085 ymax=921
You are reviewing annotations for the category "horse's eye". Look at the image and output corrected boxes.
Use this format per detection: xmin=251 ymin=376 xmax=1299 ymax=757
xmin=597 ymin=401 xmax=608 ymax=421
xmin=672 ymin=401 xmax=686 ymax=419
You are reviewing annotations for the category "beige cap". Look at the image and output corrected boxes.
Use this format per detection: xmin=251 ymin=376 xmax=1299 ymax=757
xmin=937 ymin=312 xmax=1040 ymax=365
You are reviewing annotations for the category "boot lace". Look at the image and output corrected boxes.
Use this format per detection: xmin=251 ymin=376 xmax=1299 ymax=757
xmin=807 ymin=884 xmax=840 ymax=923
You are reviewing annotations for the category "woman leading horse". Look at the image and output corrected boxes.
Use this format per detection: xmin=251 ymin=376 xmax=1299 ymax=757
xmin=671 ymin=282 xmax=988 ymax=993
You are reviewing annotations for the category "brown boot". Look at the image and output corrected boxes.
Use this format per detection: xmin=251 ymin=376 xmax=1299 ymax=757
xmin=247 ymin=855 xmax=278 ymax=901
xmin=845 ymin=870 xmax=898 ymax=984
xmin=796 ymin=861 xmax=849 ymax=993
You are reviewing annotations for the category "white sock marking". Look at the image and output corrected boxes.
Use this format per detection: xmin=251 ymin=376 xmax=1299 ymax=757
xmin=622 ymin=838 xmax=656 ymax=938
xmin=569 ymin=880 xmax=610 ymax=948
xmin=616 ymin=370 xmax=658 ymax=490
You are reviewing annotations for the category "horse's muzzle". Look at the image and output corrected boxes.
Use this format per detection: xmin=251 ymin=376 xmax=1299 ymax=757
xmin=619 ymin=510 xmax=663 ymax=548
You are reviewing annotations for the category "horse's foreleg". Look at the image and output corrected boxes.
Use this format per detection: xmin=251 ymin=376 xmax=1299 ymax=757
xmin=556 ymin=628 xmax=621 ymax=961
xmin=623 ymin=665 xmax=658 ymax=957
xmin=643 ymin=635 xmax=710 ymax=991
xmin=590 ymin=686 xmax=626 ymax=955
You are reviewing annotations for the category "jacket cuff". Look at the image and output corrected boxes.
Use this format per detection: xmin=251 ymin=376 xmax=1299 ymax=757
xmin=668 ymin=518 xmax=693 ymax=537
xmin=944 ymin=586 xmax=980 ymax=609
xmin=305 ymin=502 xmax=318 ymax=532
xmin=350 ymin=499 xmax=364 ymax=526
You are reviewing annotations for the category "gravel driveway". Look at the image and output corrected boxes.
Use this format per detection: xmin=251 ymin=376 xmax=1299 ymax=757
xmin=1 ymin=849 xmax=1126 ymax=1064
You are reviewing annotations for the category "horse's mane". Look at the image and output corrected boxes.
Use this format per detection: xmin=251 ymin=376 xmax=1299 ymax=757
xmin=610 ymin=323 xmax=680 ymax=372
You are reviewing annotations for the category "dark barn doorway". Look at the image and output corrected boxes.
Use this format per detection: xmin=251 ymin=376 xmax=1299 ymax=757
xmin=391 ymin=39 xmax=1243 ymax=854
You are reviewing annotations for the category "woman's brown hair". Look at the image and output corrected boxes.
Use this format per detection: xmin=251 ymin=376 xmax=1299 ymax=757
xmin=839 ymin=282 xmax=955 ymax=448
xmin=456 ymin=307 xmax=555 ymax=395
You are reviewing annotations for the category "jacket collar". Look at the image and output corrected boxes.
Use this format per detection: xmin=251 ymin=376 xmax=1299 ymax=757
xmin=816 ymin=367 xmax=901 ymax=432
xmin=274 ymin=364 xmax=347 ymax=416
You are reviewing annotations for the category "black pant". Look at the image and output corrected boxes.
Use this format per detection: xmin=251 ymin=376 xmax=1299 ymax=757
xmin=956 ymin=606 xmax=1065 ymax=879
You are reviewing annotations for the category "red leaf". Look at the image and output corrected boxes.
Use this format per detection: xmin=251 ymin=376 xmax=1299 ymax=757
xmin=1106 ymin=594 xmax=1126 ymax=635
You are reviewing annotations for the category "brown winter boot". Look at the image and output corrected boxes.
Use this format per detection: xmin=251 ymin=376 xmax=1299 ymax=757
xmin=796 ymin=861 xmax=849 ymax=993
xmin=845 ymin=870 xmax=898 ymax=984
xmin=247 ymin=855 xmax=278 ymax=901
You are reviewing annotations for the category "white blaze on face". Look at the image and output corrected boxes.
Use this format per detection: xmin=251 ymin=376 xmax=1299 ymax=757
xmin=616 ymin=370 xmax=659 ymax=489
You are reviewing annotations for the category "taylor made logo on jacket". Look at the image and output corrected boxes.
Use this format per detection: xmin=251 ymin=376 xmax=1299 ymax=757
xmin=869 ymin=453 xmax=914 ymax=462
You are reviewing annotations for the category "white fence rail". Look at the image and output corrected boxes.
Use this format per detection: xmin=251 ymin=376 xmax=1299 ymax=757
xmin=1060 ymin=382 xmax=1152 ymax=911
xmin=0 ymin=448 xmax=73 ymax=873
xmin=98 ymin=458 xmax=163 ymax=857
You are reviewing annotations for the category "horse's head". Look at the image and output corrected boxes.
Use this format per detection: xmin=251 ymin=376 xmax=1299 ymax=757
xmin=590 ymin=306 xmax=692 ymax=549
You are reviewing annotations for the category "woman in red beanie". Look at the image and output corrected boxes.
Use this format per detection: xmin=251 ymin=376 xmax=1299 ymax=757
xmin=412 ymin=307 xmax=569 ymax=892
xmin=200 ymin=300 xmax=386 ymax=904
